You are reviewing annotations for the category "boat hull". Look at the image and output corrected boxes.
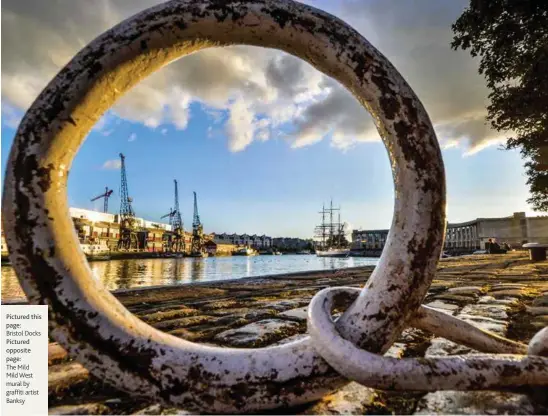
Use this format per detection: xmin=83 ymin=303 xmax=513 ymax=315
xmin=86 ymin=255 xmax=111 ymax=261
xmin=316 ymin=249 xmax=350 ymax=258
xmin=232 ymin=247 xmax=257 ymax=256
xmin=188 ymin=253 xmax=209 ymax=258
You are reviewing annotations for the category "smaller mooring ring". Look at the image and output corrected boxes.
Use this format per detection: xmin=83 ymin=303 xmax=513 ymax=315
xmin=308 ymin=287 xmax=548 ymax=391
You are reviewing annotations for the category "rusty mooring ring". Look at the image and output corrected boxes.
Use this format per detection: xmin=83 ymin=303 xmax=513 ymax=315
xmin=3 ymin=0 xmax=446 ymax=412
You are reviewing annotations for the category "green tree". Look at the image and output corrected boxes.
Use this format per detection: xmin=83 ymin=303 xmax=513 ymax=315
xmin=451 ymin=0 xmax=548 ymax=211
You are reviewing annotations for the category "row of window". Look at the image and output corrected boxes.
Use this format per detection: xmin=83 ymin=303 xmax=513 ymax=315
xmin=216 ymin=235 xmax=272 ymax=239
xmin=353 ymin=233 xmax=388 ymax=243
xmin=355 ymin=228 xmax=478 ymax=244
xmin=215 ymin=238 xmax=272 ymax=245
xmin=358 ymin=241 xmax=480 ymax=250
xmin=446 ymin=227 xmax=477 ymax=240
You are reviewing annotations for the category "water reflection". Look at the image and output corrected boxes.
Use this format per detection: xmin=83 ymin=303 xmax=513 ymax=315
xmin=1 ymin=255 xmax=378 ymax=300
xmin=191 ymin=260 xmax=204 ymax=282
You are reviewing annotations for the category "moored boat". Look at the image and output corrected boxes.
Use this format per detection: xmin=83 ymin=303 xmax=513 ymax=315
xmin=316 ymin=248 xmax=350 ymax=258
xmin=81 ymin=242 xmax=111 ymax=260
xmin=188 ymin=252 xmax=209 ymax=258
xmin=314 ymin=200 xmax=350 ymax=259
xmin=259 ymin=249 xmax=282 ymax=255
xmin=233 ymin=247 xmax=256 ymax=256
xmin=87 ymin=254 xmax=111 ymax=261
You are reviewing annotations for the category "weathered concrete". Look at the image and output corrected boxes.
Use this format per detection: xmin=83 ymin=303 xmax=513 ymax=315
xmin=40 ymin=253 xmax=548 ymax=414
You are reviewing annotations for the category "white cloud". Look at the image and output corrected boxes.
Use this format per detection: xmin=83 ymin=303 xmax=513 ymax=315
xmin=463 ymin=136 xmax=507 ymax=157
xmin=289 ymin=80 xmax=378 ymax=150
xmin=226 ymin=99 xmax=255 ymax=152
xmin=1 ymin=0 xmax=506 ymax=155
xmin=255 ymin=129 xmax=270 ymax=142
xmin=168 ymin=89 xmax=192 ymax=130
xmin=101 ymin=159 xmax=121 ymax=170
xmin=128 ymin=133 xmax=137 ymax=142
xmin=441 ymin=139 xmax=460 ymax=151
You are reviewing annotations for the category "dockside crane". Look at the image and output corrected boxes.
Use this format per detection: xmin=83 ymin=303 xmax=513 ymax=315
xmin=190 ymin=191 xmax=205 ymax=256
xmin=160 ymin=207 xmax=176 ymax=253
xmin=117 ymin=153 xmax=139 ymax=250
xmin=161 ymin=208 xmax=174 ymax=252
xmin=171 ymin=180 xmax=185 ymax=253
xmin=91 ymin=187 xmax=113 ymax=213
xmin=161 ymin=208 xmax=176 ymax=221
xmin=161 ymin=180 xmax=186 ymax=253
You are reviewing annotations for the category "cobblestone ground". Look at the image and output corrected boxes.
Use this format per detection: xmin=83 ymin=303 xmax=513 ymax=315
xmin=42 ymin=253 xmax=548 ymax=415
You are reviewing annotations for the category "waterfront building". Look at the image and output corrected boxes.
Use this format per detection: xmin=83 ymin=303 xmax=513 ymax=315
xmin=69 ymin=207 xmax=172 ymax=251
xmin=241 ymin=234 xmax=252 ymax=247
xmin=70 ymin=207 xmax=116 ymax=224
xmin=251 ymin=235 xmax=272 ymax=249
xmin=444 ymin=212 xmax=548 ymax=251
xmin=272 ymin=237 xmax=313 ymax=251
xmin=91 ymin=221 xmax=120 ymax=248
xmin=213 ymin=233 xmax=314 ymax=252
xmin=146 ymin=226 xmax=165 ymax=252
xmin=1 ymin=207 xmax=214 ymax=255
xmin=204 ymin=241 xmax=237 ymax=256
xmin=352 ymin=212 xmax=548 ymax=254
xmin=213 ymin=233 xmax=272 ymax=249
xmin=351 ymin=229 xmax=389 ymax=251
xmin=213 ymin=233 xmax=236 ymax=245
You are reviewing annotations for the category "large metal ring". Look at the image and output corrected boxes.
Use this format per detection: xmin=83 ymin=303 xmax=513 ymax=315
xmin=2 ymin=0 xmax=445 ymax=412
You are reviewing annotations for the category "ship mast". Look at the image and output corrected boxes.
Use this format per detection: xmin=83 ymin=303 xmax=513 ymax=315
xmin=315 ymin=200 xmax=342 ymax=250
xmin=338 ymin=211 xmax=341 ymax=247
xmin=315 ymin=204 xmax=327 ymax=250
xmin=322 ymin=203 xmax=326 ymax=248
xmin=329 ymin=199 xmax=341 ymax=248
xmin=329 ymin=199 xmax=334 ymax=246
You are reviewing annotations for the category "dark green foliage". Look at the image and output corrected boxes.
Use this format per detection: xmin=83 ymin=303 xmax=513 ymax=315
xmin=452 ymin=0 xmax=548 ymax=211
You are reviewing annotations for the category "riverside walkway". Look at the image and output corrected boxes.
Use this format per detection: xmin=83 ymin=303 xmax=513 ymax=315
xmin=26 ymin=253 xmax=548 ymax=414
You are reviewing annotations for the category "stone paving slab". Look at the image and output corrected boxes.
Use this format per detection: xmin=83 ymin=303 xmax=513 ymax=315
xmin=214 ymin=319 xmax=303 ymax=347
xmin=279 ymin=306 xmax=309 ymax=321
xmin=38 ymin=253 xmax=548 ymax=414
xmin=415 ymin=391 xmax=537 ymax=415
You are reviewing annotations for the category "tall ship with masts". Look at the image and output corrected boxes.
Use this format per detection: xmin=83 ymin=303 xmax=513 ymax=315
xmin=314 ymin=200 xmax=350 ymax=258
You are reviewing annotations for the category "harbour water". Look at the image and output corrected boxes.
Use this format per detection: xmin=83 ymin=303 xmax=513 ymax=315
xmin=1 ymin=255 xmax=378 ymax=300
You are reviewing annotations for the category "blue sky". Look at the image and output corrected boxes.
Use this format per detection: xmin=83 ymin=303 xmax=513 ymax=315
xmin=1 ymin=0 xmax=543 ymax=238
xmin=0 ymin=106 xmax=535 ymax=239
